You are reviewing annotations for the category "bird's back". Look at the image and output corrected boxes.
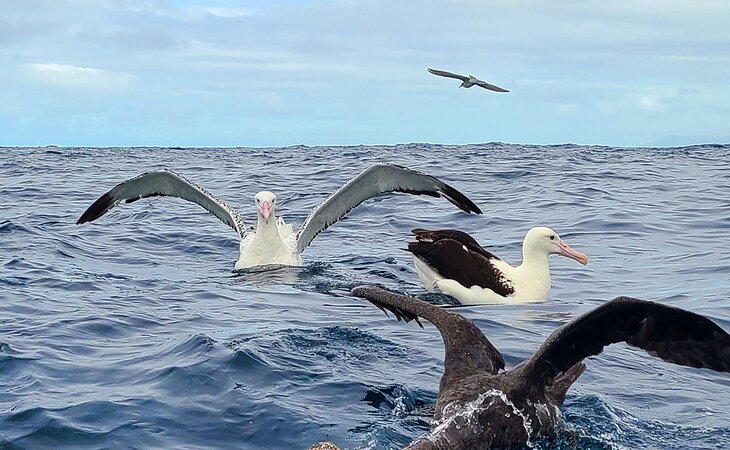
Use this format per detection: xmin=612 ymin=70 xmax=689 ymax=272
xmin=426 ymin=372 xmax=561 ymax=449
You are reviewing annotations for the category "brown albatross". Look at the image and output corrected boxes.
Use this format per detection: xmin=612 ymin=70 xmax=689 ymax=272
xmin=325 ymin=286 xmax=730 ymax=450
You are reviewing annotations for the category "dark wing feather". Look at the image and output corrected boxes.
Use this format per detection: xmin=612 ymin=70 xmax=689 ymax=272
xmin=76 ymin=170 xmax=247 ymax=237
xmin=295 ymin=164 xmax=481 ymax=253
xmin=351 ymin=286 xmax=506 ymax=388
xmin=474 ymin=79 xmax=510 ymax=93
xmin=412 ymin=229 xmax=500 ymax=260
xmin=427 ymin=68 xmax=469 ymax=82
xmin=409 ymin=229 xmax=514 ymax=297
xmin=368 ymin=298 xmax=424 ymax=329
xmin=520 ymin=296 xmax=730 ymax=395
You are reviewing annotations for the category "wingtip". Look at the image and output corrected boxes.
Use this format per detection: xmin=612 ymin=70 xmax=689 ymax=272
xmin=440 ymin=183 xmax=482 ymax=215
xmin=77 ymin=192 xmax=114 ymax=225
xmin=406 ymin=241 xmax=419 ymax=254
xmin=76 ymin=211 xmax=99 ymax=225
xmin=351 ymin=285 xmax=375 ymax=297
xmin=490 ymin=86 xmax=510 ymax=93
xmin=76 ymin=208 xmax=98 ymax=225
xmin=351 ymin=286 xmax=425 ymax=327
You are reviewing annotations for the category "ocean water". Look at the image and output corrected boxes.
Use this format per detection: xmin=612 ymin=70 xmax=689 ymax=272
xmin=1 ymin=144 xmax=729 ymax=450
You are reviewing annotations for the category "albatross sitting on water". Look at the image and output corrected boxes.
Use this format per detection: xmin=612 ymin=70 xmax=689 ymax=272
xmin=76 ymin=164 xmax=482 ymax=269
xmin=408 ymin=227 xmax=588 ymax=305
xmin=345 ymin=286 xmax=730 ymax=450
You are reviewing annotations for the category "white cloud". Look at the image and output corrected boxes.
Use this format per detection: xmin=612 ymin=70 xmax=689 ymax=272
xmin=256 ymin=92 xmax=288 ymax=114
xmin=202 ymin=7 xmax=251 ymax=19
xmin=555 ymin=103 xmax=578 ymax=114
xmin=3 ymin=0 xmax=730 ymax=146
xmin=638 ymin=95 xmax=663 ymax=112
xmin=26 ymin=63 xmax=133 ymax=91
xmin=116 ymin=0 xmax=185 ymax=20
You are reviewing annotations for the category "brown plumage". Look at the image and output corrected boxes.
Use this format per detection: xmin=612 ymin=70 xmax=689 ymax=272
xmin=351 ymin=286 xmax=730 ymax=449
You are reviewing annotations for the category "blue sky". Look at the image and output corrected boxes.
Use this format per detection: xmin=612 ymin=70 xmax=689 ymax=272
xmin=2 ymin=0 xmax=729 ymax=147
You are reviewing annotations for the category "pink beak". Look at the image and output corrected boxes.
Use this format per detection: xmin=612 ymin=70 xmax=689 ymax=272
xmin=261 ymin=201 xmax=271 ymax=223
xmin=558 ymin=240 xmax=589 ymax=265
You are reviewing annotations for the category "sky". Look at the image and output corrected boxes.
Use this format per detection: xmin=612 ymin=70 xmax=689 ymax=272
xmin=1 ymin=0 xmax=729 ymax=147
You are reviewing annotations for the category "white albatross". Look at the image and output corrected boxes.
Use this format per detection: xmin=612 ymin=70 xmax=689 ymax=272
xmin=427 ymin=68 xmax=510 ymax=92
xmin=77 ymin=164 xmax=482 ymax=269
xmin=408 ymin=227 xmax=588 ymax=304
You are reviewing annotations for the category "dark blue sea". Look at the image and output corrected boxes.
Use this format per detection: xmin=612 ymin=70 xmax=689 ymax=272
xmin=1 ymin=144 xmax=729 ymax=449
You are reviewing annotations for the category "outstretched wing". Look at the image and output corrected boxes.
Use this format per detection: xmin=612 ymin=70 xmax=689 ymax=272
xmin=519 ymin=296 xmax=730 ymax=395
xmin=295 ymin=164 xmax=481 ymax=254
xmin=351 ymin=285 xmax=505 ymax=389
xmin=77 ymin=169 xmax=247 ymax=237
xmin=427 ymin=68 xmax=469 ymax=82
xmin=474 ymin=79 xmax=510 ymax=93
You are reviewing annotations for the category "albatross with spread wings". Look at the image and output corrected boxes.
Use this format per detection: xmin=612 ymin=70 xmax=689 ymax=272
xmin=76 ymin=164 xmax=482 ymax=269
xmin=427 ymin=68 xmax=510 ymax=93
xmin=343 ymin=286 xmax=730 ymax=449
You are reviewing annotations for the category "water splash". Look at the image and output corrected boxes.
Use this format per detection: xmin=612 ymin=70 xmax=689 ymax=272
xmin=425 ymin=389 xmax=536 ymax=446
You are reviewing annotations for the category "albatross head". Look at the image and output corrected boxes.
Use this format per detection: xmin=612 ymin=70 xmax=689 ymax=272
xmin=524 ymin=227 xmax=589 ymax=265
xmin=254 ymin=191 xmax=277 ymax=224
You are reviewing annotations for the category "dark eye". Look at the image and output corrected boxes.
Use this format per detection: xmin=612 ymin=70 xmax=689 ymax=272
xmin=549 ymin=235 xmax=555 ymax=240
xmin=256 ymin=199 xmax=260 ymax=203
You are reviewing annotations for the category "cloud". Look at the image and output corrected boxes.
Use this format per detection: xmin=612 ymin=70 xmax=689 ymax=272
xmin=253 ymin=92 xmax=291 ymax=115
xmin=115 ymin=0 xmax=187 ymax=20
xmin=63 ymin=24 xmax=181 ymax=50
xmin=202 ymin=7 xmax=251 ymax=19
xmin=638 ymin=95 xmax=662 ymax=112
xmin=555 ymin=103 xmax=578 ymax=115
xmin=2 ymin=0 xmax=730 ymax=146
xmin=26 ymin=63 xmax=133 ymax=91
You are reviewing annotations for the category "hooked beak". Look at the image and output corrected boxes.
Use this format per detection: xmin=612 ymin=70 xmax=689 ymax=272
xmin=558 ymin=240 xmax=589 ymax=265
xmin=261 ymin=201 xmax=271 ymax=223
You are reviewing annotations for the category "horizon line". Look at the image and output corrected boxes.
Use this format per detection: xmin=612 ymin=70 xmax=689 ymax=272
xmin=2 ymin=141 xmax=729 ymax=150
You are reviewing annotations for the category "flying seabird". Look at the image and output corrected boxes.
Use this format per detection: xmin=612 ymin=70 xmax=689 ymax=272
xmin=349 ymin=286 xmax=730 ymax=449
xmin=408 ymin=227 xmax=588 ymax=305
xmin=76 ymin=164 xmax=482 ymax=269
xmin=427 ymin=68 xmax=509 ymax=92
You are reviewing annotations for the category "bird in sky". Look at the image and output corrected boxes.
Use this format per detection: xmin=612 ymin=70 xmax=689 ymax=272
xmin=428 ymin=68 xmax=509 ymax=92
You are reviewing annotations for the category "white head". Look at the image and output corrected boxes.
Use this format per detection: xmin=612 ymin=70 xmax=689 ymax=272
xmin=254 ymin=191 xmax=277 ymax=224
xmin=523 ymin=227 xmax=589 ymax=265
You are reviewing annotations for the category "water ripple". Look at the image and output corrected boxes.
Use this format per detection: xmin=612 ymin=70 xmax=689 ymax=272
xmin=1 ymin=145 xmax=729 ymax=449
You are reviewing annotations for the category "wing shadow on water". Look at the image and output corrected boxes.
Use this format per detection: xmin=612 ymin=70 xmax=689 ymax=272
xmin=231 ymin=263 xmax=303 ymax=285
xmin=230 ymin=257 xmax=433 ymax=302
xmin=230 ymin=261 xmax=358 ymax=290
